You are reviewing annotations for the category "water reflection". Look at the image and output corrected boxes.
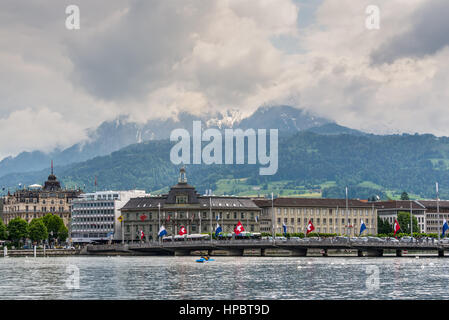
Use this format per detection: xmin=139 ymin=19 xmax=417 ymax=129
xmin=0 ymin=256 xmax=448 ymax=299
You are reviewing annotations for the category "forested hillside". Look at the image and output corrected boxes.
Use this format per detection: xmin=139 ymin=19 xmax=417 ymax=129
xmin=1 ymin=132 xmax=449 ymax=200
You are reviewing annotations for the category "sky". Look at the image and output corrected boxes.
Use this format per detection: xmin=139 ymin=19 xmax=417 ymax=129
xmin=1 ymin=0 xmax=449 ymax=159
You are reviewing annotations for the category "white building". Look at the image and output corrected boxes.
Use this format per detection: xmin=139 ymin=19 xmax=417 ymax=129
xmin=70 ymin=190 xmax=148 ymax=243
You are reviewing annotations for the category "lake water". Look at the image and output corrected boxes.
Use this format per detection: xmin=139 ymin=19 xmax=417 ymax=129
xmin=0 ymin=256 xmax=448 ymax=299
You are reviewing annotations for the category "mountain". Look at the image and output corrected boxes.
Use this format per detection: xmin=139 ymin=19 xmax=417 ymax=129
xmin=238 ymin=105 xmax=330 ymax=134
xmin=0 ymin=106 xmax=339 ymax=177
xmin=2 ymin=131 xmax=449 ymax=200
xmin=305 ymin=123 xmax=367 ymax=136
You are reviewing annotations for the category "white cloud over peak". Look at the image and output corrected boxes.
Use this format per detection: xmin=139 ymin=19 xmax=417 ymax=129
xmin=1 ymin=0 xmax=449 ymax=159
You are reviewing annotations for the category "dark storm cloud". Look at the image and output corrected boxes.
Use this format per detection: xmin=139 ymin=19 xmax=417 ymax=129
xmin=67 ymin=0 xmax=215 ymax=101
xmin=371 ymin=0 xmax=449 ymax=64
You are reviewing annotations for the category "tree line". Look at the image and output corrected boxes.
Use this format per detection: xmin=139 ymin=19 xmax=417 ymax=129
xmin=0 ymin=214 xmax=68 ymax=247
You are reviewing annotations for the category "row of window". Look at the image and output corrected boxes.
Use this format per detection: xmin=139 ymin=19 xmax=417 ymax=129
xmin=124 ymin=211 xmax=258 ymax=221
xmin=278 ymin=217 xmax=375 ymax=226
xmin=72 ymin=224 xmax=114 ymax=230
xmin=72 ymin=216 xmax=114 ymax=223
xmin=72 ymin=202 xmax=115 ymax=208
xmin=276 ymin=208 xmax=374 ymax=216
xmin=5 ymin=206 xmax=69 ymax=213
xmin=72 ymin=210 xmax=114 ymax=215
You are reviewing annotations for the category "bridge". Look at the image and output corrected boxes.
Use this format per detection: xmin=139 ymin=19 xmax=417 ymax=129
xmin=86 ymin=238 xmax=449 ymax=257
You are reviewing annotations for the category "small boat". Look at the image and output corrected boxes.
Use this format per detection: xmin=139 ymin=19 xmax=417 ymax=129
xmin=196 ymin=257 xmax=215 ymax=263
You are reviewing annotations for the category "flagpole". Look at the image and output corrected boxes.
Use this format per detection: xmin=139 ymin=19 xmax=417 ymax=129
xmin=158 ymin=203 xmax=161 ymax=244
xmin=271 ymin=192 xmax=275 ymax=245
xmin=210 ymin=195 xmax=213 ymax=243
xmin=346 ymin=186 xmax=349 ymax=240
xmin=410 ymin=200 xmax=413 ymax=238
xmin=437 ymin=182 xmax=440 ymax=242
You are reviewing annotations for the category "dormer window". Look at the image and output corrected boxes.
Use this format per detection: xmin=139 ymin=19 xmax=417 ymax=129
xmin=176 ymin=195 xmax=188 ymax=204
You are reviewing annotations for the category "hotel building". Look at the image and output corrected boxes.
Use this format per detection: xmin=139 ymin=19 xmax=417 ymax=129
xmin=1 ymin=165 xmax=81 ymax=227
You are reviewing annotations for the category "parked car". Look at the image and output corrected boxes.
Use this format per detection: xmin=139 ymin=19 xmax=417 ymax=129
xmin=358 ymin=237 xmax=369 ymax=242
xmin=385 ymin=237 xmax=399 ymax=243
xmin=288 ymin=237 xmax=302 ymax=241
xmin=275 ymin=236 xmax=287 ymax=241
xmin=400 ymin=236 xmax=415 ymax=243
xmin=367 ymin=236 xmax=385 ymax=242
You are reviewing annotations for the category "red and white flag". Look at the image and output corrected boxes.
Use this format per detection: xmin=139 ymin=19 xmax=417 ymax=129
xmin=306 ymin=220 xmax=315 ymax=235
xmin=179 ymin=226 xmax=187 ymax=236
xmin=234 ymin=221 xmax=245 ymax=235
xmin=393 ymin=219 xmax=401 ymax=236
xmin=140 ymin=230 xmax=145 ymax=240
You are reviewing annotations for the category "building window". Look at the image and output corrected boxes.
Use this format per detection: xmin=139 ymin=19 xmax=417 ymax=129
xmin=176 ymin=195 xmax=188 ymax=204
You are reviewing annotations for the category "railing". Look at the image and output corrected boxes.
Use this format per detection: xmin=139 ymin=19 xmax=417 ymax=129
xmin=87 ymin=238 xmax=449 ymax=252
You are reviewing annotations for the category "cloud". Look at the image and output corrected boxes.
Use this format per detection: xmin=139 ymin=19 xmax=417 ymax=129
xmin=371 ymin=0 xmax=449 ymax=64
xmin=0 ymin=108 xmax=87 ymax=158
xmin=1 ymin=0 xmax=449 ymax=160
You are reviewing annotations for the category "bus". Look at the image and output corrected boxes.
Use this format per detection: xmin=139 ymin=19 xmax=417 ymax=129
xmin=217 ymin=232 xmax=261 ymax=240
xmin=162 ymin=234 xmax=209 ymax=242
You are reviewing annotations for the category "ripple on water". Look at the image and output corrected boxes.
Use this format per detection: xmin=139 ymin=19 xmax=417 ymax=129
xmin=0 ymin=256 xmax=448 ymax=299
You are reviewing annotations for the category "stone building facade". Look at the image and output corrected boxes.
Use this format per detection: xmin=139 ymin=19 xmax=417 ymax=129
xmin=120 ymin=168 xmax=263 ymax=242
xmin=1 ymin=165 xmax=81 ymax=227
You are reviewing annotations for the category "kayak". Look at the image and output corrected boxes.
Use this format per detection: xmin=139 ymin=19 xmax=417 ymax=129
xmin=196 ymin=258 xmax=215 ymax=263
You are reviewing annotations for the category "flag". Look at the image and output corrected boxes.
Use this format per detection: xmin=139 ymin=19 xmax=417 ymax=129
xmin=234 ymin=221 xmax=245 ymax=235
xmin=393 ymin=219 xmax=400 ymax=236
xmin=166 ymin=214 xmax=170 ymax=222
xmin=179 ymin=226 xmax=187 ymax=236
xmin=158 ymin=226 xmax=167 ymax=237
xmin=255 ymin=215 xmax=259 ymax=223
xmin=306 ymin=220 xmax=315 ymax=235
xmin=215 ymin=223 xmax=222 ymax=237
xmin=283 ymin=223 xmax=287 ymax=235
xmin=359 ymin=220 xmax=367 ymax=236
xmin=442 ymin=219 xmax=449 ymax=237
xmin=140 ymin=230 xmax=145 ymax=240
xmin=216 ymin=214 xmax=220 ymax=221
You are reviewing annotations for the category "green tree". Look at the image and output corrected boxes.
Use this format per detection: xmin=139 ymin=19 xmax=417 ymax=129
xmin=400 ymin=192 xmax=410 ymax=200
xmin=377 ymin=216 xmax=392 ymax=234
xmin=58 ymin=225 xmax=68 ymax=242
xmin=43 ymin=213 xmax=65 ymax=241
xmin=397 ymin=211 xmax=419 ymax=234
xmin=7 ymin=218 xmax=28 ymax=244
xmin=28 ymin=218 xmax=48 ymax=243
xmin=0 ymin=219 xmax=8 ymax=240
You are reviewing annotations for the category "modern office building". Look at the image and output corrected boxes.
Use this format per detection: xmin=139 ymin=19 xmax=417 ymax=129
xmin=70 ymin=190 xmax=148 ymax=243
xmin=1 ymin=163 xmax=81 ymax=227
xmin=120 ymin=168 xmax=263 ymax=242
xmin=254 ymin=198 xmax=378 ymax=236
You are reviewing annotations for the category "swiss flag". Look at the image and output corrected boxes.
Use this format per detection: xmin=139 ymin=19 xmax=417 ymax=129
xmin=140 ymin=230 xmax=145 ymax=240
xmin=393 ymin=219 xmax=401 ymax=236
xmin=306 ymin=220 xmax=315 ymax=235
xmin=234 ymin=221 xmax=245 ymax=235
xmin=179 ymin=225 xmax=187 ymax=236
